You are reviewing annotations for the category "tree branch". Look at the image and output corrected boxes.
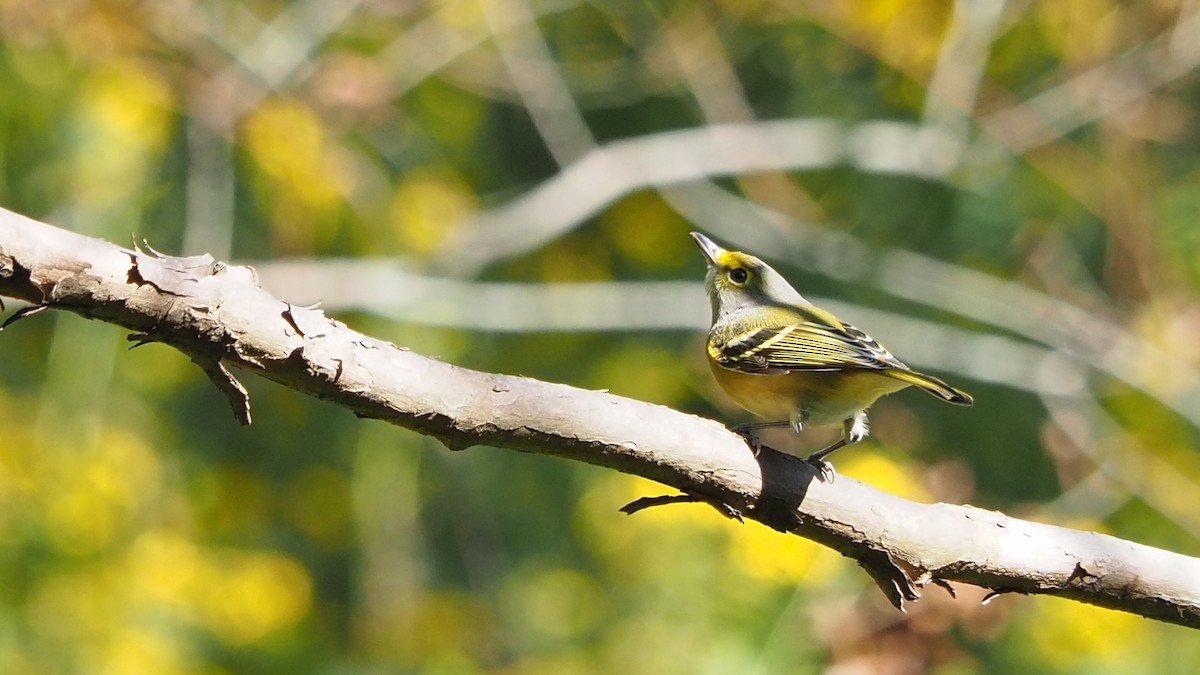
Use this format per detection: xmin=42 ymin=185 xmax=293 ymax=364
xmin=2 ymin=207 xmax=1199 ymax=628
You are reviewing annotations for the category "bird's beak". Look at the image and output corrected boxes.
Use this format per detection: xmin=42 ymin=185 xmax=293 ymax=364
xmin=690 ymin=232 xmax=725 ymax=266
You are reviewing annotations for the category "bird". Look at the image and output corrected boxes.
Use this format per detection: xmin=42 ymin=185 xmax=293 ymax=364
xmin=691 ymin=232 xmax=972 ymax=480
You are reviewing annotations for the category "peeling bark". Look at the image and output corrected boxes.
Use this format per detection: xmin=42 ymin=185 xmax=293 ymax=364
xmin=2 ymin=207 xmax=1200 ymax=628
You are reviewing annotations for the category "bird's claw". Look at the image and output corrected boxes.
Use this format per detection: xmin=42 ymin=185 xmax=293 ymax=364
xmin=807 ymin=457 xmax=835 ymax=483
xmin=731 ymin=423 xmax=763 ymax=456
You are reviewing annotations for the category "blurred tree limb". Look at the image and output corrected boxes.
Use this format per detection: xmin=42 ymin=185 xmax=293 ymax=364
xmin=2 ymin=207 xmax=1199 ymax=629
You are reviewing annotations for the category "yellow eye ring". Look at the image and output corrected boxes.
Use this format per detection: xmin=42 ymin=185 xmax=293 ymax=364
xmin=729 ymin=268 xmax=749 ymax=284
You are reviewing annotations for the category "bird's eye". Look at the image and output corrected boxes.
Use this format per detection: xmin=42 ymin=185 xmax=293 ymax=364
xmin=729 ymin=268 xmax=749 ymax=284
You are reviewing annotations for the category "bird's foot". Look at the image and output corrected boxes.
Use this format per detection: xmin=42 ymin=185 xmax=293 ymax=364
xmin=805 ymin=456 xmax=836 ymax=483
xmin=805 ymin=437 xmax=848 ymax=484
xmin=731 ymin=421 xmax=792 ymax=456
xmin=731 ymin=423 xmax=763 ymax=456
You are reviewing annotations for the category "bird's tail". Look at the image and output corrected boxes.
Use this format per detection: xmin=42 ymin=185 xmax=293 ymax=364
xmin=888 ymin=370 xmax=973 ymax=406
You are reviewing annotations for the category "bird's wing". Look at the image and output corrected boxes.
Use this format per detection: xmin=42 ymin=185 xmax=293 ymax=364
xmin=711 ymin=314 xmax=907 ymax=374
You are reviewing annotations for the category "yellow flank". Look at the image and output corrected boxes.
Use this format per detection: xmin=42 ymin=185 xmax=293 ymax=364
xmin=708 ymin=357 xmax=909 ymax=428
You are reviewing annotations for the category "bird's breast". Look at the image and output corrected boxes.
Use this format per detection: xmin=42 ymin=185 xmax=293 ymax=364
xmin=708 ymin=360 xmax=909 ymax=427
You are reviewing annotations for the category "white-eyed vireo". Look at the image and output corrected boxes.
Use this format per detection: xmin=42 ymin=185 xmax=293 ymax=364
xmin=692 ymin=232 xmax=972 ymax=479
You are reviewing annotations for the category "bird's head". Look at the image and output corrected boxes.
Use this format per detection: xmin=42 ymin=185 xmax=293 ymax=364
xmin=690 ymin=232 xmax=807 ymax=322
